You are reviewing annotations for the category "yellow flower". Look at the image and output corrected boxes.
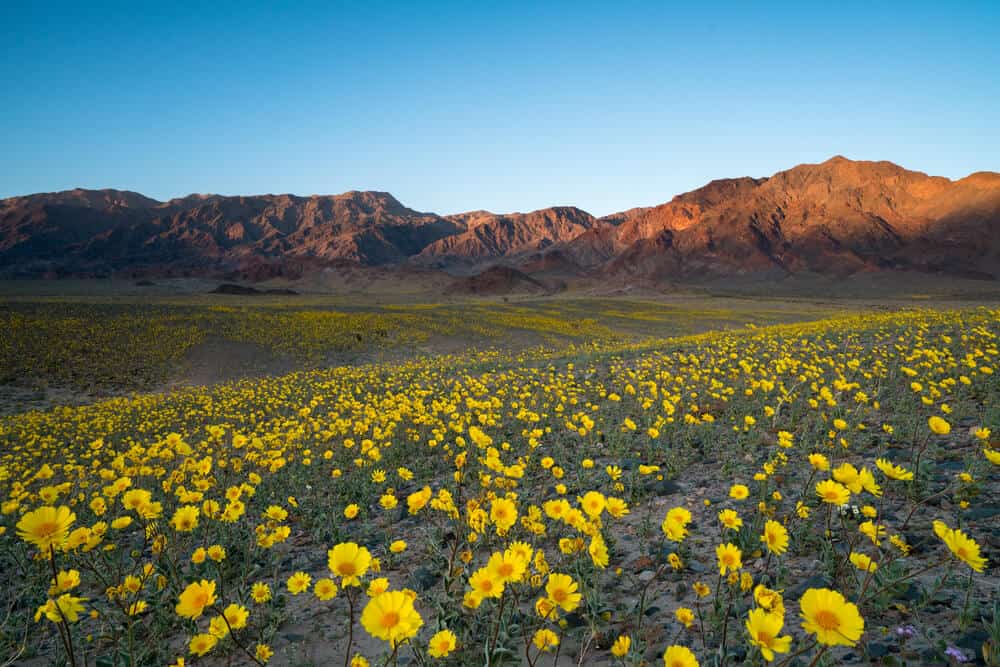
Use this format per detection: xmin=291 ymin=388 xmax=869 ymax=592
xmin=189 ymin=633 xmax=218 ymax=656
xmin=207 ymin=545 xmax=226 ymax=562
xmin=606 ymin=497 xmax=630 ymax=518
xmin=580 ymin=491 xmax=606 ymax=519
xmin=428 ymin=629 xmax=457 ymax=658
xmin=52 ymin=569 xmax=81 ymax=593
xmin=314 ymin=577 xmax=338 ymax=601
xmin=221 ymin=603 xmax=249 ymax=630
xmin=858 ymin=520 xmax=886 ymax=546
xmin=718 ymin=509 xmax=743 ymax=530
xmin=729 ymin=484 xmax=750 ymax=500
xmin=287 ymin=572 xmax=312 ymax=595
xmin=490 ymin=497 xmax=518 ymax=533
xmin=328 ymin=542 xmax=373 ymax=586
xmin=716 ymin=543 xmax=742 ymax=575
xmin=676 ymin=607 xmax=695 ymax=628
xmin=360 ymin=590 xmax=423 ymax=647
xmin=251 ymin=582 xmax=271 ymax=603
xmin=126 ymin=600 xmax=148 ymax=616
xmin=928 ymin=415 xmax=951 ymax=435
xmin=933 ymin=520 xmax=987 ymax=572
xmin=761 ymin=520 xmax=789 ymax=556
xmin=389 ymin=540 xmax=407 ymax=553
xmin=344 ymin=504 xmax=360 ymax=519
xmin=832 ymin=463 xmax=862 ymax=493
xmin=662 ymin=645 xmax=699 ymax=667
xmin=816 ymin=480 xmax=850 ymax=505
xmin=175 ymin=580 xmax=216 ymax=619
xmin=693 ymin=581 xmax=710 ymax=598
xmin=589 ymin=533 xmax=609 ymax=569
xmin=255 ymin=644 xmax=274 ymax=663
xmin=799 ymin=588 xmax=864 ymax=646
xmin=170 ymin=505 xmax=200 ymax=532
xmin=16 ymin=505 xmax=75 ymax=552
xmin=985 ymin=448 xmax=1000 ymax=465
xmin=746 ymin=608 xmax=792 ymax=661
xmin=35 ymin=594 xmax=88 ymax=623
xmin=488 ymin=550 xmax=527 ymax=583
xmin=469 ymin=567 xmax=504 ymax=599
xmin=662 ymin=507 xmax=692 ymax=542
xmin=545 ymin=573 xmax=581 ymax=612
xmin=367 ymin=577 xmax=390 ymax=596
xmin=533 ymin=628 xmax=559 ymax=651
xmin=611 ymin=635 xmax=631 ymax=657
xmin=874 ymin=458 xmax=913 ymax=481
xmin=808 ymin=453 xmax=830 ymax=471
xmin=754 ymin=584 xmax=784 ymax=615
xmin=849 ymin=552 xmax=877 ymax=572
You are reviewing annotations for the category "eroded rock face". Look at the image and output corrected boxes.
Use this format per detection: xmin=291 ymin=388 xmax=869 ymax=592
xmin=2 ymin=157 xmax=999 ymax=280
xmin=0 ymin=190 xmax=460 ymax=275
xmin=539 ymin=157 xmax=1000 ymax=279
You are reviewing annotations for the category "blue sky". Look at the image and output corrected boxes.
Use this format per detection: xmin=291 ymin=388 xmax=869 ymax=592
xmin=2 ymin=1 xmax=998 ymax=216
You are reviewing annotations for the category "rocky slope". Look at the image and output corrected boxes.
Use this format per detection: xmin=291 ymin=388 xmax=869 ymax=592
xmin=2 ymin=157 xmax=998 ymax=280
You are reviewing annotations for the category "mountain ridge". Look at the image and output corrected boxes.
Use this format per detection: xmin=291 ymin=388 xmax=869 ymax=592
xmin=3 ymin=156 xmax=999 ymax=281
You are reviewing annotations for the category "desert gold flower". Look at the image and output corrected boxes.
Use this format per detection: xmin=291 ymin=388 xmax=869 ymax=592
xmin=761 ymin=520 xmax=789 ymax=556
xmin=716 ymin=543 xmax=742 ymax=575
xmin=933 ymin=520 xmax=987 ymax=572
xmin=533 ymin=628 xmax=559 ymax=651
xmin=662 ymin=645 xmax=699 ymax=667
xmin=428 ymin=629 xmax=457 ymax=658
xmin=287 ymin=571 xmax=311 ymax=595
xmin=328 ymin=542 xmax=373 ymax=586
xmin=314 ymin=577 xmax=338 ymax=600
xmin=546 ymin=573 xmax=581 ymax=612
xmin=611 ymin=635 xmax=631 ymax=657
xmin=746 ymin=608 xmax=792 ymax=661
xmin=490 ymin=497 xmax=518 ymax=533
xmin=718 ymin=509 xmax=743 ymax=530
xmin=816 ymin=480 xmax=850 ymax=505
xmin=361 ymin=590 xmax=423 ymax=647
xmin=175 ymin=580 xmax=216 ymax=619
xmin=875 ymin=458 xmax=913 ymax=481
xmin=799 ymin=588 xmax=864 ymax=646
xmin=849 ymin=552 xmax=877 ymax=572
xmin=928 ymin=416 xmax=951 ymax=435
xmin=189 ymin=633 xmax=218 ymax=656
xmin=16 ymin=505 xmax=75 ymax=552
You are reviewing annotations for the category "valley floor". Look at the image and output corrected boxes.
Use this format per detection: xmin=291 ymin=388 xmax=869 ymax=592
xmin=0 ymin=285 xmax=998 ymax=666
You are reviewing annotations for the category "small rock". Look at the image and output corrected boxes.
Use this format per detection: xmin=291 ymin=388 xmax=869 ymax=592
xmin=867 ymin=642 xmax=890 ymax=659
xmin=651 ymin=480 xmax=682 ymax=495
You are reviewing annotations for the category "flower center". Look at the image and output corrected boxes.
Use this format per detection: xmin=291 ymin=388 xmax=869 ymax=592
xmin=814 ymin=609 xmax=840 ymax=630
xmin=338 ymin=562 xmax=356 ymax=576
xmin=552 ymin=589 xmax=567 ymax=602
xmin=37 ymin=521 xmax=59 ymax=537
xmin=381 ymin=611 xmax=400 ymax=628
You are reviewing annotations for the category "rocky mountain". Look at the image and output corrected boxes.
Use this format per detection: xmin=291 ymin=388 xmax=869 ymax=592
xmin=414 ymin=206 xmax=598 ymax=268
xmin=0 ymin=190 xmax=460 ymax=276
xmin=528 ymin=157 xmax=1000 ymax=280
xmin=2 ymin=157 xmax=999 ymax=280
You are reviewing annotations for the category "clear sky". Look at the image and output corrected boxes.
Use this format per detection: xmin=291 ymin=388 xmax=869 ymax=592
xmin=2 ymin=1 xmax=998 ymax=216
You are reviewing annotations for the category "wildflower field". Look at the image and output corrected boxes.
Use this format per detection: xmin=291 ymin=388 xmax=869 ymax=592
xmin=1 ymin=298 xmax=998 ymax=666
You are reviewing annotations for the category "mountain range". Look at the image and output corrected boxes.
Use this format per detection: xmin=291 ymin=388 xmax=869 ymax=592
xmin=2 ymin=156 xmax=999 ymax=283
